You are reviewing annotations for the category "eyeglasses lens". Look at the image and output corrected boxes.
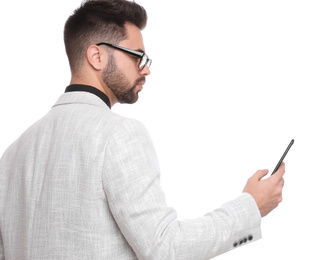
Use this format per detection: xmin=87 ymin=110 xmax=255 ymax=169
xmin=139 ymin=55 xmax=151 ymax=70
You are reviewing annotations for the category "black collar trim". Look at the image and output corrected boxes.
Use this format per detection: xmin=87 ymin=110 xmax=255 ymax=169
xmin=65 ymin=84 xmax=111 ymax=109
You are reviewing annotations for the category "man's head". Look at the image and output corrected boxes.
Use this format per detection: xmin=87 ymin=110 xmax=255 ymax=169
xmin=64 ymin=0 xmax=150 ymax=105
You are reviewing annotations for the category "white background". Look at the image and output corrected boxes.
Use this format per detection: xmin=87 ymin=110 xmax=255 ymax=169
xmin=1 ymin=0 xmax=325 ymax=259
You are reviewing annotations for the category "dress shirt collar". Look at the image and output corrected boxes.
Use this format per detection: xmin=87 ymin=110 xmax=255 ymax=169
xmin=65 ymin=84 xmax=111 ymax=109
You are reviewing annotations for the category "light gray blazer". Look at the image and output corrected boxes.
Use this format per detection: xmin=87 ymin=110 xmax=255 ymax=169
xmin=0 ymin=91 xmax=261 ymax=260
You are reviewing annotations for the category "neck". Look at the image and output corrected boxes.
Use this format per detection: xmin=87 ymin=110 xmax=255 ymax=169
xmin=70 ymin=76 xmax=118 ymax=107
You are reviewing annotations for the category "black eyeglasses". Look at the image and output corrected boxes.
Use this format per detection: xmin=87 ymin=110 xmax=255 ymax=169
xmin=96 ymin=42 xmax=152 ymax=71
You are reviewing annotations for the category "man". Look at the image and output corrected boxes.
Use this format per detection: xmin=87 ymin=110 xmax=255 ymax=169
xmin=0 ymin=0 xmax=285 ymax=259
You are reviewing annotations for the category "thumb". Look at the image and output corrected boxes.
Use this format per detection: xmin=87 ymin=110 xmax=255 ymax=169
xmin=252 ymin=169 xmax=269 ymax=181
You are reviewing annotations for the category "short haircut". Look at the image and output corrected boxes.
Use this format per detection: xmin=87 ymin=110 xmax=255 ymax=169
xmin=64 ymin=0 xmax=147 ymax=74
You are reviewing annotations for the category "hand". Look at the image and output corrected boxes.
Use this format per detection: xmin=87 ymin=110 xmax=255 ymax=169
xmin=243 ymin=163 xmax=285 ymax=217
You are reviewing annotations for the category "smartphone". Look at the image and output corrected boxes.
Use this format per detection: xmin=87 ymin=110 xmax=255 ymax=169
xmin=271 ymin=139 xmax=294 ymax=175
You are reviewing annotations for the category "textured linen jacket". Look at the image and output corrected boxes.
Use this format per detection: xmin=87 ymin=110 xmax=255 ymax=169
xmin=0 ymin=90 xmax=262 ymax=260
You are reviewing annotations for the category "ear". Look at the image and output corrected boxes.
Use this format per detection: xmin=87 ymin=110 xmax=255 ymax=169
xmin=86 ymin=45 xmax=106 ymax=71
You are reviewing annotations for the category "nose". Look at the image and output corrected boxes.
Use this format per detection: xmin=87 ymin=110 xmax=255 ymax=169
xmin=140 ymin=65 xmax=151 ymax=76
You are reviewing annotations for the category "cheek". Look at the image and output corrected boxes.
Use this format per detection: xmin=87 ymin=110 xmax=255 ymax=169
xmin=116 ymin=54 xmax=139 ymax=79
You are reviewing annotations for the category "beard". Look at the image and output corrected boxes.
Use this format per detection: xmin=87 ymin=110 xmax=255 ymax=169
xmin=102 ymin=56 xmax=145 ymax=104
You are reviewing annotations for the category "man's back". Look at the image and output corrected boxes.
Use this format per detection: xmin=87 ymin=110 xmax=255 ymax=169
xmin=0 ymin=91 xmax=143 ymax=259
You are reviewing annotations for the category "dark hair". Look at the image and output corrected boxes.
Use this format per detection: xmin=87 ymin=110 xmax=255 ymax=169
xmin=64 ymin=0 xmax=147 ymax=74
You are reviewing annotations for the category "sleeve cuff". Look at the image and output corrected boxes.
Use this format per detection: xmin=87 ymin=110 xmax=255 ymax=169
xmin=227 ymin=192 xmax=262 ymax=250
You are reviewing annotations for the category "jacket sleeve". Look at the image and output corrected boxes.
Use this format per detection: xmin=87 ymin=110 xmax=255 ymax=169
xmin=102 ymin=119 xmax=262 ymax=260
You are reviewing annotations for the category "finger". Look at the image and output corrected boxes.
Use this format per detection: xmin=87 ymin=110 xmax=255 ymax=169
xmin=273 ymin=162 xmax=286 ymax=179
xmin=253 ymin=169 xmax=269 ymax=181
xmin=280 ymin=177 xmax=285 ymax=187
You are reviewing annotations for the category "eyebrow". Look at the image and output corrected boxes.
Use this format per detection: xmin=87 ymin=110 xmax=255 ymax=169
xmin=135 ymin=48 xmax=145 ymax=53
